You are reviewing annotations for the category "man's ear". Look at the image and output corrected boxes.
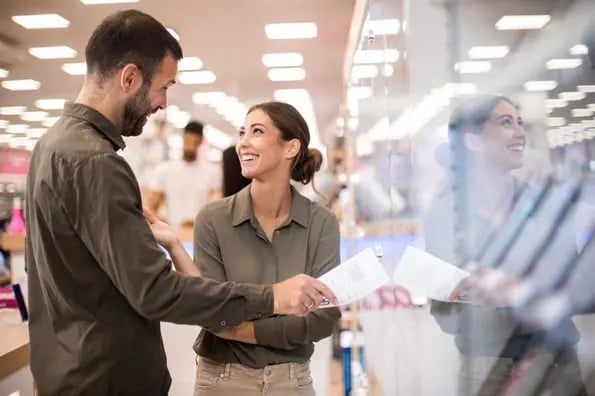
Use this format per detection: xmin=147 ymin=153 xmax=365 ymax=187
xmin=119 ymin=63 xmax=143 ymax=93
xmin=285 ymin=139 xmax=301 ymax=159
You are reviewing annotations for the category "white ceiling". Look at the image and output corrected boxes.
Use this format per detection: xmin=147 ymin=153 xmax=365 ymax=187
xmin=0 ymin=0 xmax=355 ymax=146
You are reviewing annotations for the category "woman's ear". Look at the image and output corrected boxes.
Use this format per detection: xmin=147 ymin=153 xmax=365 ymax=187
xmin=463 ymin=132 xmax=484 ymax=153
xmin=285 ymin=139 xmax=301 ymax=159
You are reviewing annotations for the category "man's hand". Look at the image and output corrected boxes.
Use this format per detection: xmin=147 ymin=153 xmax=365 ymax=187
xmin=143 ymin=206 xmax=179 ymax=251
xmin=448 ymin=267 xmax=517 ymax=308
xmin=272 ymin=274 xmax=337 ymax=316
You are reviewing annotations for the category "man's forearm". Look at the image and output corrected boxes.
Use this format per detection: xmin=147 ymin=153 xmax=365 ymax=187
xmin=215 ymin=321 xmax=257 ymax=344
xmin=169 ymin=241 xmax=200 ymax=276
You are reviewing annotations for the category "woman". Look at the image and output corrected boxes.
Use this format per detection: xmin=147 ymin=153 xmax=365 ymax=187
xmin=424 ymin=94 xmax=584 ymax=396
xmin=191 ymin=101 xmax=341 ymax=395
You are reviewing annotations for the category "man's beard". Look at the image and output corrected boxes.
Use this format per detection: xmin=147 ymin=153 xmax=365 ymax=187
xmin=183 ymin=150 xmax=197 ymax=162
xmin=122 ymin=83 xmax=153 ymax=137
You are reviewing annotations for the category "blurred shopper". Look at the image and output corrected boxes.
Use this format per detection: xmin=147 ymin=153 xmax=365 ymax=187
xmin=148 ymin=120 xmax=221 ymax=229
xmin=187 ymin=102 xmax=341 ymax=395
xmin=25 ymin=10 xmax=335 ymax=396
xmin=424 ymin=94 xmax=585 ymax=396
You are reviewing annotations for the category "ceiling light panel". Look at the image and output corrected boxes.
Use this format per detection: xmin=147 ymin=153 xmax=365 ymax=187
xmin=559 ymin=91 xmax=586 ymax=101
xmin=351 ymin=64 xmax=379 ymax=80
xmin=1 ymin=79 xmax=40 ymax=91
xmin=468 ymin=46 xmax=509 ymax=59
xmin=0 ymin=69 xmax=8 ymax=78
xmin=353 ymin=49 xmax=400 ymax=64
xmin=495 ymin=15 xmax=551 ymax=30
xmin=178 ymin=57 xmax=203 ymax=71
xmin=35 ymin=99 xmax=67 ymax=110
xmin=363 ymin=19 xmax=400 ymax=36
xmin=570 ymin=44 xmax=589 ymax=56
xmin=572 ymin=108 xmax=593 ymax=118
xmin=265 ymin=23 xmax=317 ymax=39
xmin=20 ymin=111 xmax=48 ymax=122
xmin=262 ymin=53 xmax=303 ymax=68
xmin=578 ymin=85 xmax=595 ymax=93
xmin=455 ymin=61 xmax=492 ymax=74
xmin=178 ymin=70 xmax=216 ymax=84
xmin=0 ymin=106 xmax=26 ymax=115
xmin=12 ymin=14 xmax=70 ymax=29
xmin=62 ymin=62 xmax=87 ymax=75
xmin=524 ymin=80 xmax=557 ymax=92
xmin=29 ymin=46 xmax=77 ymax=59
xmin=546 ymin=58 xmax=582 ymax=70
xmin=267 ymin=67 xmax=306 ymax=81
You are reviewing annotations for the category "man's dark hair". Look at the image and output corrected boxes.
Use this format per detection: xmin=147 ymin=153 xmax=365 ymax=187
xmin=184 ymin=121 xmax=204 ymax=137
xmin=85 ymin=10 xmax=183 ymax=84
xmin=222 ymin=146 xmax=251 ymax=197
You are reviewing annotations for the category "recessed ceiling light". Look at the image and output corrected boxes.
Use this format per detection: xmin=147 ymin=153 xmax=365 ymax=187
xmin=363 ymin=19 xmax=400 ymax=36
xmin=42 ymin=116 xmax=60 ymax=127
xmin=267 ymin=67 xmax=306 ymax=81
xmin=12 ymin=14 xmax=70 ymax=29
xmin=570 ymin=44 xmax=589 ymax=56
xmin=353 ymin=49 xmax=400 ymax=64
xmin=167 ymin=28 xmax=180 ymax=41
xmin=262 ymin=53 xmax=304 ymax=68
xmin=454 ymin=61 xmax=492 ymax=74
xmin=546 ymin=58 xmax=582 ymax=70
xmin=0 ymin=106 xmax=26 ymax=115
xmin=1 ymin=79 xmax=40 ymax=91
xmin=468 ymin=46 xmax=509 ymax=59
xmin=35 ymin=98 xmax=67 ymax=110
xmin=265 ymin=22 xmax=317 ymax=39
xmin=20 ymin=111 xmax=48 ymax=122
xmin=29 ymin=46 xmax=77 ymax=59
xmin=524 ymin=80 xmax=557 ymax=92
xmin=495 ymin=15 xmax=551 ymax=30
xmin=80 ymin=0 xmax=139 ymax=4
xmin=178 ymin=57 xmax=203 ymax=71
xmin=0 ymin=68 xmax=8 ymax=78
xmin=62 ymin=62 xmax=87 ymax=75
xmin=178 ymin=70 xmax=216 ymax=84
xmin=559 ymin=91 xmax=586 ymax=101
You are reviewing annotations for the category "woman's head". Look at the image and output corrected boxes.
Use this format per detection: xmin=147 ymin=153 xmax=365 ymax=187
xmin=236 ymin=101 xmax=322 ymax=184
xmin=448 ymin=94 xmax=526 ymax=171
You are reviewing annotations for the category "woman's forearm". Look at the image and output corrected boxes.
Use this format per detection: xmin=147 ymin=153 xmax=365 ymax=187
xmin=168 ymin=240 xmax=201 ymax=277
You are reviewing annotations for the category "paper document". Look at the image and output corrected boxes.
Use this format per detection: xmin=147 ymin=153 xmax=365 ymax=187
xmin=318 ymin=248 xmax=389 ymax=307
xmin=393 ymin=246 xmax=470 ymax=301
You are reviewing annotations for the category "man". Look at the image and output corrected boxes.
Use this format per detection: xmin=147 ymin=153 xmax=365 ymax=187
xmin=25 ymin=10 xmax=335 ymax=396
xmin=148 ymin=120 xmax=221 ymax=228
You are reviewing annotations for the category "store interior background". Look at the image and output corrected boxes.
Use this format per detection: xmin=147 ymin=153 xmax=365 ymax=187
xmin=3 ymin=0 xmax=595 ymax=395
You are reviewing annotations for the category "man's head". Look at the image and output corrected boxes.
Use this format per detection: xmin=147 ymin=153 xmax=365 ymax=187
xmin=85 ymin=10 xmax=183 ymax=136
xmin=182 ymin=121 xmax=204 ymax=162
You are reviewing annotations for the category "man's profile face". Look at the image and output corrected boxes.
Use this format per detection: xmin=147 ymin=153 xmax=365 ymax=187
xmin=122 ymin=54 xmax=177 ymax=137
